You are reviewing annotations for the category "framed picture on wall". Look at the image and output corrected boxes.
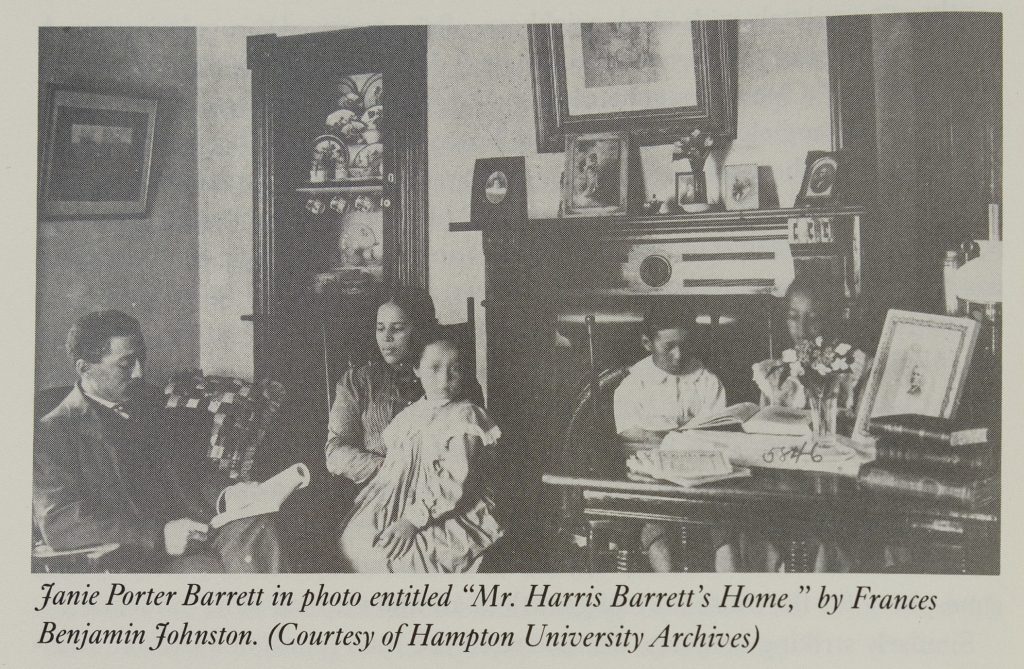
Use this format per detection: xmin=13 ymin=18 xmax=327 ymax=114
xmin=528 ymin=21 xmax=738 ymax=152
xmin=853 ymin=310 xmax=981 ymax=440
xmin=39 ymin=87 xmax=158 ymax=219
xmin=562 ymin=131 xmax=631 ymax=217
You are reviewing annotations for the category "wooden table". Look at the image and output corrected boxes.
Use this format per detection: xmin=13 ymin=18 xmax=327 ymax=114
xmin=542 ymin=465 xmax=999 ymax=573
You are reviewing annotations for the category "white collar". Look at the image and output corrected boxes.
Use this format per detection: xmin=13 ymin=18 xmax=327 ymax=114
xmin=79 ymin=383 xmax=119 ymax=410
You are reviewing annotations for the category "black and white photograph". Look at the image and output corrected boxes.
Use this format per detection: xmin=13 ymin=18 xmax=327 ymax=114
xmin=27 ymin=11 xmax=1004 ymax=585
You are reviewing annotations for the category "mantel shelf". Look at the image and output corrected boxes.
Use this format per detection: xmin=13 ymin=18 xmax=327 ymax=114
xmin=448 ymin=206 xmax=867 ymax=232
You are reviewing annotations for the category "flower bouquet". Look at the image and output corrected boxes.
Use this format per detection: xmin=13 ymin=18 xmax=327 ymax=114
xmin=777 ymin=336 xmax=857 ymax=442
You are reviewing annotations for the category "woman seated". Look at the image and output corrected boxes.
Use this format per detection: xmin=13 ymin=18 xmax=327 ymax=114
xmin=326 ymin=286 xmax=483 ymax=488
xmin=747 ymin=278 xmax=872 ymax=572
xmin=338 ymin=337 xmax=502 ymax=572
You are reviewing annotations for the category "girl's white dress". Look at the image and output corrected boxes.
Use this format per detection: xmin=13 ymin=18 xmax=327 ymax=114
xmin=338 ymin=398 xmax=503 ymax=573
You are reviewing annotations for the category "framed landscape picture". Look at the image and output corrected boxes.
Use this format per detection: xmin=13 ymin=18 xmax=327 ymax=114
xmin=39 ymin=88 xmax=158 ymax=219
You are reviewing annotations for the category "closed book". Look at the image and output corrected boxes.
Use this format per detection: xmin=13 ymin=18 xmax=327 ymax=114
xmin=875 ymin=441 xmax=998 ymax=473
xmin=857 ymin=463 xmax=998 ymax=509
xmin=868 ymin=414 xmax=990 ymax=447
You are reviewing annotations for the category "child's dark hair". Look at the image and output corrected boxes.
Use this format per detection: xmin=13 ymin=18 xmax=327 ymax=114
xmin=641 ymin=301 xmax=697 ymax=339
xmin=783 ymin=277 xmax=843 ymax=332
xmin=417 ymin=335 xmax=462 ymax=364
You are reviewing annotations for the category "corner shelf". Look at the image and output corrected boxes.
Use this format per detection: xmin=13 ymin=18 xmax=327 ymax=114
xmin=296 ymin=177 xmax=383 ymax=195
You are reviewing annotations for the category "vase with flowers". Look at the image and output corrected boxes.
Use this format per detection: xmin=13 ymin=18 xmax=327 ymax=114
xmin=776 ymin=336 xmax=857 ymax=444
xmin=672 ymin=128 xmax=716 ymax=212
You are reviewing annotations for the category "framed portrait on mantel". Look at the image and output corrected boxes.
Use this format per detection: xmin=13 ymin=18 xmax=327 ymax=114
xmin=528 ymin=21 xmax=738 ymax=153
xmin=853 ymin=310 xmax=981 ymax=441
xmin=562 ymin=131 xmax=631 ymax=217
xmin=39 ymin=87 xmax=158 ymax=219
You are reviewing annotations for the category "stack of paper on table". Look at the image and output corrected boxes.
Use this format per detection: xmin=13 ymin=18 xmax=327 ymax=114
xmin=627 ymin=439 xmax=751 ymax=487
xmin=664 ymin=430 xmax=874 ymax=477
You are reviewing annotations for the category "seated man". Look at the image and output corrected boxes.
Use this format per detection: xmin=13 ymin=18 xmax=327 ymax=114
xmin=33 ymin=310 xmax=287 ymax=573
xmin=613 ymin=304 xmax=732 ymax=572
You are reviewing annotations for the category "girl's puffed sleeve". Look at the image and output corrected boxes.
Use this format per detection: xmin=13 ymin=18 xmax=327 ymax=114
xmin=402 ymin=405 xmax=500 ymax=528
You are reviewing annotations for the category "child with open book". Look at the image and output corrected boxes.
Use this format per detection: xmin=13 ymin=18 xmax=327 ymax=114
xmin=613 ymin=305 xmax=736 ymax=572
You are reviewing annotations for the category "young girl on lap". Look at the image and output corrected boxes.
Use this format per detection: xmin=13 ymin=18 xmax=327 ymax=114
xmin=338 ymin=337 xmax=502 ymax=573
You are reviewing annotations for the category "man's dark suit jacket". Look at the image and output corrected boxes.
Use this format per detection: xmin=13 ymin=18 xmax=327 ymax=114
xmin=33 ymin=384 xmax=220 ymax=554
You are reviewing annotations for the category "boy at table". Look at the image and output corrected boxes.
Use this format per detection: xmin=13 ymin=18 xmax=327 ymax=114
xmin=613 ymin=304 xmax=733 ymax=571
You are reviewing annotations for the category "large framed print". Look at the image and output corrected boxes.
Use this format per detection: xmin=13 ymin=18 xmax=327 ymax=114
xmin=853 ymin=310 xmax=981 ymax=440
xmin=528 ymin=20 xmax=738 ymax=153
xmin=39 ymin=87 xmax=158 ymax=219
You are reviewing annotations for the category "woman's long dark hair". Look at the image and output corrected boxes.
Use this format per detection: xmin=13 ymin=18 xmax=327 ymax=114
xmin=376 ymin=284 xmax=439 ymax=360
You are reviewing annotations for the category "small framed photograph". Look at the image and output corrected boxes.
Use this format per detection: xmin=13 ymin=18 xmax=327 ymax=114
xmin=722 ymin=164 xmax=760 ymax=210
xmin=675 ymin=172 xmax=697 ymax=208
xmin=562 ymin=131 xmax=631 ymax=217
xmin=795 ymin=150 xmax=841 ymax=208
xmin=853 ymin=310 xmax=981 ymax=440
xmin=40 ymin=87 xmax=158 ymax=219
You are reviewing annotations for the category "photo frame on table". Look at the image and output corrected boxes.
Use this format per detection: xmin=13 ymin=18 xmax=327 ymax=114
xmin=562 ymin=131 xmax=631 ymax=217
xmin=795 ymin=150 xmax=843 ymax=208
xmin=722 ymin=163 xmax=760 ymax=210
xmin=675 ymin=171 xmax=697 ymax=208
xmin=39 ymin=87 xmax=158 ymax=219
xmin=853 ymin=310 xmax=981 ymax=440
xmin=528 ymin=20 xmax=738 ymax=153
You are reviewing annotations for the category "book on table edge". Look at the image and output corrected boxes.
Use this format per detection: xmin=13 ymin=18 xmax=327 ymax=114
xmin=875 ymin=440 xmax=998 ymax=473
xmin=857 ymin=462 xmax=998 ymax=509
xmin=868 ymin=414 xmax=990 ymax=447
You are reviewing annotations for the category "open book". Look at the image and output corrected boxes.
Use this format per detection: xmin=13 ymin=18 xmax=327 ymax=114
xmin=682 ymin=402 xmax=811 ymax=437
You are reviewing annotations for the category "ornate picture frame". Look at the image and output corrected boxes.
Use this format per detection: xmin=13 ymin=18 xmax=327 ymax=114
xmin=853 ymin=310 xmax=981 ymax=441
xmin=528 ymin=20 xmax=738 ymax=153
xmin=562 ymin=131 xmax=631 ymax=218
xmin=39 ymin=87 xmax=158 ymax=219
xmin=795 ymin=150 xmax=843 ymax=208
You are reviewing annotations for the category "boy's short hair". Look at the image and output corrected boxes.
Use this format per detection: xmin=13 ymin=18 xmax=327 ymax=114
xmin=66 ymin=310 xmax=142 ymax=363
xmin=641 ymin=302 xmax=697 ymax=339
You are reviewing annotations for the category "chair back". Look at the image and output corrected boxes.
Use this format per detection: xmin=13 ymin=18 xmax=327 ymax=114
xmin=164 ymin=372 xmax=286 ymax=482
xmin=560 ymin=366 xmax=631 ymax=476
xmin=435 ymin=296 xmax=477 ymax=378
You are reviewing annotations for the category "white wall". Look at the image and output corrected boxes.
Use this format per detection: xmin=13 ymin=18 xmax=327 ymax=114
xmin=196 ymin=26 xmax=345 ymax=379
xmin=196 ymin=18 xmax=833 ymax=392
xmin=427 ymin=18 xmax=833 ymax=396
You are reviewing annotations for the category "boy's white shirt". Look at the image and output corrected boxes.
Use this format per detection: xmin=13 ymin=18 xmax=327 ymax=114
xmin=613 ymin=355 xmax=727 ymax=434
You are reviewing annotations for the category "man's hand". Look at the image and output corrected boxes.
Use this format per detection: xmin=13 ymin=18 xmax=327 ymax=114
xmin=163 ymin=518 xmax=209 ymax=556
xmin=374 ymin=518 xmax=418 ymax=559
